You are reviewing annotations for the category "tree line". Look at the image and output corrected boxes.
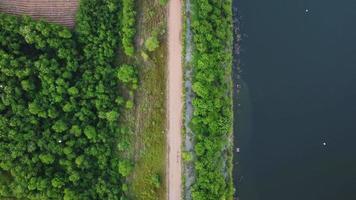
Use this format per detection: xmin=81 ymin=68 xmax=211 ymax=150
xmin=190 ymin=0 xmax=234 ymax=199
xmin=0 ymin=0 xmax=137 ymax=199
xmin=121 ymin=0 xmax=136 ymax=56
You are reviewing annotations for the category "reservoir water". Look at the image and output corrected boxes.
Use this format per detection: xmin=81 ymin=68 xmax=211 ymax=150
xmin=234 ymin=0 xmax=356 ymax=199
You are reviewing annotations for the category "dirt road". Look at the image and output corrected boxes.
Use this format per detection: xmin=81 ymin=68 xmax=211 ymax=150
xmin=167 ymin=0 xmax=183 ymax=199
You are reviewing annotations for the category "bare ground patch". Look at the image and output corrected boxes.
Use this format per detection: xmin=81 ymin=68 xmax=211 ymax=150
xmin=0 ymin=0 xmax=78 ymax=28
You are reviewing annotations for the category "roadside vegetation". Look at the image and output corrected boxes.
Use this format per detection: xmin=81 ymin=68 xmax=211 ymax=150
xmin=0 ymin=0 xmax=150 ymax=199
xmin=189 ymin=0 xmax=234 ymax=200
xmin=118 ymin=0 xmax=167 ymax=199
xmin=121 ymin=0 xmax=136 ymax=56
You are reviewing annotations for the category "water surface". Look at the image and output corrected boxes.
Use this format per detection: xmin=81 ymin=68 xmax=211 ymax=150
xmin=234 ymin=0 xmax=356 ymax=199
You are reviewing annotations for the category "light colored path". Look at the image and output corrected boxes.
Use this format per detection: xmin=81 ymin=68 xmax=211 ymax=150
xmin=167 ymin=0 xmax=183 ymax=199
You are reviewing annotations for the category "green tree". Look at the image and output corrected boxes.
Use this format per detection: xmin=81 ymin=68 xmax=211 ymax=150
xmin=118 ymin=160 xmax=132 ymax=177
xmin=150 ymin=174 xmax=161 ymax=189
xmin=121 ymin=0 xmax=136 ymax=56
xmin=117 ymin=64 xmax=138 ymax=89
xmin=67 ymin=87 xmax=79 ymax=96
xmin=106 ymin=110 xmax=119 ymax=122
xmin=39 ymin=154 xmax=55 ymax=164
xmin=52 ymin=120 xmax=68 ymax=133
xmin=51 ymin=178 xmax=64 ymax=188
xmin=84 ymin=126 xmax=96 ymax=140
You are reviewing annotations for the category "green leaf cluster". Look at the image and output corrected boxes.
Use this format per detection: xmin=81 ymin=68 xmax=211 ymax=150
xmin=190 ymin=0 xmax=234 ymax=200
xmin=145 ymin=34 xmax=160 ymax=52
xmin=117 ymin=64 xmax=138 ymax=90
xmin=121 ymin=0 xmax=136 ymax=56
xmin=0 ymin=0 xmax=137 ymax=199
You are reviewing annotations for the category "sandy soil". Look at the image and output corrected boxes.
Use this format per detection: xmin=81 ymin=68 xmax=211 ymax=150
xmin=167 ymin=0 xmax=183 ymax=199
xmin=0 ymin=0 xmax=78 ymax=28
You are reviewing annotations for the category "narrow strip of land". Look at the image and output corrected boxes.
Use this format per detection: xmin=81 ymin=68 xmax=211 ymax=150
xmin=167 ymin=0 xmax=182 ymax=199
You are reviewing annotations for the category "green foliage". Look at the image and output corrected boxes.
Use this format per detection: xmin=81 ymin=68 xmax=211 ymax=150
xmin=150 ymin=174 xmax=161 ymax=189
xmin=0 ymin=0 xmax=132 ymax=198
xmin=118 ymin=160 xmax=133 ymax=177
xmin=117 ymin=64 xmax=138 ymax=89
xmin=52 ymin=120 xmax=69 ymax=133
xmin=106 ymin=110 xmax=119 ymax=122
xmin=39 ymin=154 xmax=55 ymax=164
xmin=190 ymin=0 xmax=234 ymax=200
xmin=182 ymin=151 xmax=193 ymax=162
xmin=84 ymin=125 xmax=97 ymax=140
xmin=159 ymin=0 xmax=168 ymax=6
xmin=121 ymin=0 xmax=136 ymax=56
xmin=58 ymin=29 xmax=72 ymax=39
xmin=70 ymin=125 xmax=82 ymax=137
xmin=145 ymin=34 xmax=159 ymax=52
xmin=141 ymin=50 xmax=149 ymax=61
xmin=125 ymin=100 xmax=134 ymax=109
xmin=76 ymin=0 xmax=120 ymax=66
xmin=28 ymin=102 xmax=41 ymax=115
xmin=51 ymin=178 xmax=65 ymax=188
xmin=68 ymin=87 xmax=79 ymax=96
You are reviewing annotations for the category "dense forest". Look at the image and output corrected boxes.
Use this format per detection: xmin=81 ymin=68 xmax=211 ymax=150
xmin=190 ymin=0 xmax=234 ymax=199
xmin=0 ymin=0 xmax=137 ymax=199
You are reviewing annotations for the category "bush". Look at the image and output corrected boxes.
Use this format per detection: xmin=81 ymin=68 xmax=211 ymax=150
xmin=159 ymin=0 xmax=168 ymax=6
xmin=145 ymin=34 xmax=159 ymax=52
xmin=118 ymin=160 xmax=133 ymax=177
xmin=141 ymin=50 xmax=149 ymax=61
xmin=182 ymin=151 xmax=193 ymax=162
xmin=117 ymin=64 xmax=138 ymax=90
xmin=150 ymin=174 xmax=161 ymax=189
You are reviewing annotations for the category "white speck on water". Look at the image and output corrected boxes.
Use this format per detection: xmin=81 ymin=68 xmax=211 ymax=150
xmin=323 ymin=142 xmax=327 ymax=146
xmin=305 ymin=9 xmax=309 ymax=13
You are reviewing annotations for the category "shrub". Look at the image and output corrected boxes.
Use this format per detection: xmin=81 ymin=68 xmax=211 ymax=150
xmin=182 ymin=151 xmax=193 ymax=162
xmin=125 ymin=100 xmax=134 ymax=109
xmin=141 ymin=50 xmax=149 ymax=61
xmin=118 ymin=160 xmax=133 ymax=177
xmin=145 ymin=35 xmax=159 ymax=52
xmin=117 ymin=64 xmax=138 ymax=89
xmin=159 ymin=0 xmax=168 ymax=6
xmin=150 ymin=174 xmax=161 ymax=189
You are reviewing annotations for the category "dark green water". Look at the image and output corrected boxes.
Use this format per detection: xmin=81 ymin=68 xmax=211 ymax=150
xmin=234 ymin=0 xmax=356 ymax=199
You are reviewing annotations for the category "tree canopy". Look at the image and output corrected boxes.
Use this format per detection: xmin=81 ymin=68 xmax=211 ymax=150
xmin=190 ymin=0 xmax=234 ymax=200
xmin=0 ymin=0 xmax=138 ymax=199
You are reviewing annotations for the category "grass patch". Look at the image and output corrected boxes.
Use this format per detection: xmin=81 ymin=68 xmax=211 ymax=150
xmin=119 ymin=0 xmax=167 ymax=199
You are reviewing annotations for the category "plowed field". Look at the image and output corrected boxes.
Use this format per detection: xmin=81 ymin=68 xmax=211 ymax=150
xmin=0 ymin=0 xmax=78 ymax=28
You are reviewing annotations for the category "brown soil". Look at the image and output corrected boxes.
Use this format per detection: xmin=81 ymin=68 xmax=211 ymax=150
xmin=167 ymin=0 xmax=183 ymax=199
xmin=0 ymin=0 xmax=79 ymax=28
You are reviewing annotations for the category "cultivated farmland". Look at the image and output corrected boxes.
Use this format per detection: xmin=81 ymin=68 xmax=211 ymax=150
xmin=0 ymin=0 xmax=78 ymax=28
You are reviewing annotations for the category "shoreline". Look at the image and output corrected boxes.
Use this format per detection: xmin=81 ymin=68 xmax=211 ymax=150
xmin=232 ymin=0 xmax=242 ymax=197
